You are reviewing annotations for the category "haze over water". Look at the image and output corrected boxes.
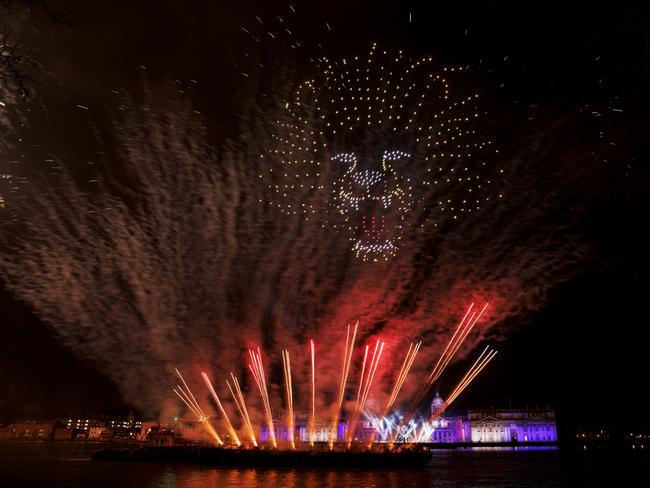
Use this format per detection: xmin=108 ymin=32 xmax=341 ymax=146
xmin=1 ymin=442 xmax=648 ymax=488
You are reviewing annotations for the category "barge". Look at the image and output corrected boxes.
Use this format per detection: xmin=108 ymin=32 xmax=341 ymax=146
xmin=91 ymin=445 xmax=432 ymax=468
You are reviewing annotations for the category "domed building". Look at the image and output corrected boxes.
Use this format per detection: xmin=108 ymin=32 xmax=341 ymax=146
xmin=429 ymin=392 xmax=466 ymax=443
xmin=431 ymin=391 xmax=445 ymax=416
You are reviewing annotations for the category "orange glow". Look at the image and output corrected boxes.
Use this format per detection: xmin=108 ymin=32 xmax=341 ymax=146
xmin=330 ymin=321 xmax=358 ymax=448
xmin=309 ymin=339 xmax=316 ymax=447
xmin=248 ymin=348 xmax=276 ymax=447
xmin=227 ymin=373 xmax=257 ymax=447
xmin=174 ymin=368 xmax=223 ymax=445
xmin=281 ymin=349 xmax=295 ymax=449
xmin=201 ymin=372 xmax=241 ymax=446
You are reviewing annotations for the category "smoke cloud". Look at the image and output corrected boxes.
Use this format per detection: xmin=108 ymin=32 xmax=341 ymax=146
xmin=0 ymin=54 xmax=604 ymax=418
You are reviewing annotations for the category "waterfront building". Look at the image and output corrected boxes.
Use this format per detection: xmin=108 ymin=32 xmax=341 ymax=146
xmin=52 ymin=427 xmax=74 ymax=441
xmin=466 ymin=408 xmax=558 ymax=442
xmin=426 ymin=393 xmax=558 ymax=444
xmin=0 ymin=421 xmax=54 ymax=440
xmin=430 ymin=392 xmax=466 ymax=443
xmin=255 ymin=398 xmax=558 ymax=445
xmin=139 ymin=421 xmax=167 ymax=442
xmin=66 ymin=417 xmax=92 ymax=432
xmin=64 ymin=414 xmax=142 ymax=440
xmin=107 ymin=413 xmax=142 ymax=438
xmin=259 ymin=411 xmax=348 ymax=444
xmin=87 ymin=426 xmax=106 ymax=440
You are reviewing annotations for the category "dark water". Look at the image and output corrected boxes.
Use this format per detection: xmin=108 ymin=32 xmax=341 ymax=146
xmin=0 ymin=442 xmax=648 ymax=488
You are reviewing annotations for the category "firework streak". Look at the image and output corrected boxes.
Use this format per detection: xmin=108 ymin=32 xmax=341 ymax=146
xmin=282 ymin=349 xmax=295 ymax=449
xmin=347 ymin=339 xmax=384 ymax=446
xmin=443 ymin=346 xmax=498 ymax=409
xmin=310 ymin=339 xmax=316 ymax=447
xmin=330 ymin=322 xmax=358 ymax=448
xmin=382 ymin=303 xmax=489 ymax=445
xmin=172 ymin=307 xmax=496 ymax=448
xmin=201 ymin=372 xmax=241 ymax=446
xmin=399 ymin=303 xmax=489 ymax=429
xmin=248 ymin=348 xmax=276 ymax=447
xmin=429 ymin=303 xmax=490 ymax=385
xmin=367 ymin=340 xmax=421 ymax=446
xmin=173 ymin=368 xmax=223 ymax=445
xmin=417 ymin=346 xmax=497 ymax=443
xmin=227 ymin=373 xmax=257 ymax=447
xmin=1 ymin=38 xmax=595 ymax=429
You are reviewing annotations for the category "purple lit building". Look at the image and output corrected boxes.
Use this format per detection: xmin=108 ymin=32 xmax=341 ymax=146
xmin=257 ymin=396 xmax=558 ymax=445
xmin=428 ymin=392 xmax=557 ymax=443
xmin=465 ymin=408 xmax=558 ymax=442
xmin=258 ymin=412 xmax=348 ymax=443
xmin=430 ymin=393 xmax=466 ymax=442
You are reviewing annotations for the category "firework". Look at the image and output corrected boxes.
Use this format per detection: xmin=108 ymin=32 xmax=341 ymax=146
xmin=410 ymin=346 xmax=497 ymax=444
xmin=174 ymin=313 xmax=499 ymax=448
xmin=201 ymin=372 xmax=241 ymax=446
xmin=387 ymin=341 xmax=421 ymax=412
xmin=413 ymin=419 xmax=435 ymax=443
xmin=348 ymin=338 xmax=384 ymax=446
xmin=330 ymin=321 xmax=358 ymax=447
xmin=359 ymin=340 xmax=384 ymax=414
xmin=429 ymin=303 xmax=489 ymax=385
xmin=354 ymin=345 xmax=369 ymax=417
xmin=365 ymin=412 xmax=398 ymax=442
xmin=248 ymin=348 xmax=276 ymax=447
xmin=443 ymin=346 xmax=498 ymax=410
xmin=2 ymin=32 xmax=591 ymax=425
xmin=406 ymin=302 xmax=489 ymax=419
xmin=173 ymin=368 xmax=223 ymax=445
xmin=281 ymin=349 xmax=295 ymax=449
xmin=366 ymin=412 xmax=437 ymax=444
xmin=227 ymin=373 xmax=258 ymax=447
xmin=367 ymin=414 xmax=433 ymax=443
xmin=368 ymin=340 xmax=421 ymax=446
xmin=309 ymin=339 xmax=316 ymax=447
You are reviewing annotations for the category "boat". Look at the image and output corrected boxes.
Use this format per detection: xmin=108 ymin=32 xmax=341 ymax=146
xmin=91 ymin=445 xmax=432 ymax=468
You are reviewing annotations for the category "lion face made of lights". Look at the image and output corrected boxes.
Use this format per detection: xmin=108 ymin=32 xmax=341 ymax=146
xmin=266 ymin=44 xmax=498 ymax=261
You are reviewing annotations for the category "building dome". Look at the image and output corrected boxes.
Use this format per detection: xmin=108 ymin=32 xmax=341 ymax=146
xmin=431 ymin=391 xmax=445 ymax=416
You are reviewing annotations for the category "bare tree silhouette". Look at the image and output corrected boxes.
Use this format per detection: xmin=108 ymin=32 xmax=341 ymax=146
xmin=1 ymin=0 xmax=68 ymax=98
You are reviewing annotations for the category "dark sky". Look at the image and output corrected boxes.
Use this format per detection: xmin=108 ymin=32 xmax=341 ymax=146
xmin=1 ymin=0 xmax=648 ymax=434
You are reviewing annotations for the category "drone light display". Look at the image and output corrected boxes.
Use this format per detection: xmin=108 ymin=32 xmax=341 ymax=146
xmin=266 ymin=43 xmax=500 ymax=260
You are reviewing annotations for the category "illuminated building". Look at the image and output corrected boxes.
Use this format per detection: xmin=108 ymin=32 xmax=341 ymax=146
xmin=65 ymin=414 xmax=142 ymax=439
xmin=66 ymin=417 xmax=92 ymax=432
xmin=0 ymin=421 xmax=54 ymax=440
xmin=87 ymin=426 xmax=106 ymax=440
xmin=257 ymin=398 xmax=557 ymax=445
xmin=466 ymin=408 xmax=557 ymax=443
xmin=259 ymin=411 xmax=348 ymax=444
xmin=430 ymin=392 xmax=466 ymax=442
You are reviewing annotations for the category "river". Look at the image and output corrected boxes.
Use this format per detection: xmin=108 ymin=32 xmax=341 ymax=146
xmin=0 ymin=442 xmax=648 ymax=487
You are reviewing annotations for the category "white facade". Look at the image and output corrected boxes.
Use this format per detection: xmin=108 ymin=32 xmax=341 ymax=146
xmin=468 ymin=410 xmax=558 ymax=442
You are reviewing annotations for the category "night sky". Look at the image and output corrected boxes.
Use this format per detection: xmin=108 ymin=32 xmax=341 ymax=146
xmin=1 ymin=0 xmax=648 ymax=435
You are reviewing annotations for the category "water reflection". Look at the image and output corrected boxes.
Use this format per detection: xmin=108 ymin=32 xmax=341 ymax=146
xmin=157 ymin=467 xmax=421 ymax=488
xmin=1 ymin=442 xmax=648 ymax=488
xmin=468 ymin=446 xmax=560 ymax=452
